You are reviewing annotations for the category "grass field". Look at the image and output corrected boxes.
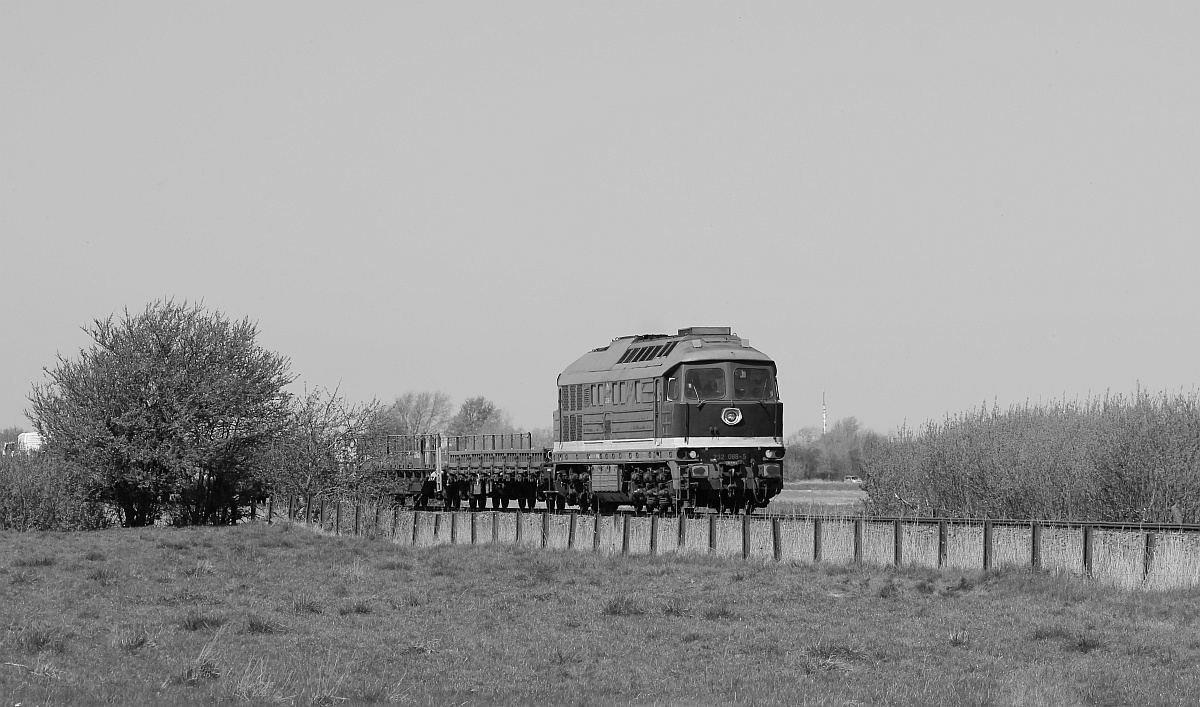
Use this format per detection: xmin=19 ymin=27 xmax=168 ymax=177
xmin=3 ymin=522 xmax=1200 ymax=706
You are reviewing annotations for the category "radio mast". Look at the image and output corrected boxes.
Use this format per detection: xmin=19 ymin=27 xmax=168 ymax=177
xmin=822 ymin=391 xmax=827 ymax=436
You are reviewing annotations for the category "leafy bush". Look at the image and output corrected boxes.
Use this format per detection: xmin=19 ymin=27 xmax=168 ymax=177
xmin=0 ymin=455 xmax=110 ymax=531
xmin=863 ymin=389 xmax=1200 ymax=522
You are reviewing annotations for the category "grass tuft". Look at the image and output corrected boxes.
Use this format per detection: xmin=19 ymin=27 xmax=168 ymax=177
xmin=12 ymin=554 xmax=56 ymax=567
xmin=290 ymin=591 xmax=323 ymax=615
xmin=701 ymin=604 xmax=738 ymax=621
xmin=10 ymin=569 xmax=40 ymax=585
xmin=337 ymin=599 xmax=373 ymax=616
xmin=183 ymin=559 xmax=216 ymax=577
xmin=87 ymin=566 xmax=118 ymax=586
xmin=168 ymin=626 xmax=226 ymax=686
xmin=803 ymin=643 xmax=866 ymax=672
xmin=180 ymin=609 xmax=224 ymax=631
xmin=229 ymin=658 xmax=292 ymax=703
xmin=82 ymin=550 xmax=106 ymax=561
xmin=663 ymin=597 xmax=690 ymax=617
xmin=110 ymin=625 xmax=150 ymax=651
xmin=1031 ymin=625 xmax=1073 ymax=641
xmin=246 ymin=614 xmax=287 ymax=635
xmin=376 ymin=559 xmax=412 ymax=571
xmin=600 ymin=595 xmax=646 ymax=617
xmin=16 ymin=623 xmax=68 ymax=654
xmin=1071 ymin=635 xmax=1104 ymax=654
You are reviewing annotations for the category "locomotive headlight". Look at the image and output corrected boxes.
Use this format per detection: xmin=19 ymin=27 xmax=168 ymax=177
xmin=688 ymin=450 xmax=698 ymax=459
xmin=720 ymin=408 xmax=743 ymax=426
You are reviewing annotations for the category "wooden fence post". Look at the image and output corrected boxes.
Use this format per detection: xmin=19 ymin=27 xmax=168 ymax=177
xmin=893 ymin=519 xmax=903 ymax=567
xmin=542 ymin=511 xmax=549 ymax=549
xmin=650 ymin=515 xmax=659 ymax=556
xmin=306 ymin=495 xmax=313 ymax=524
xmin=1031 ymin=522 xmax=1042 ymax=570
xmin=568 ymin=512 xmax=576 ymax=550
xmin=450 ymin=511 xmax=458 ymax=545
xmin=433 ymin=513 xmax=442 ymax=542
xmin=937 ymin=520 xmax=948 ymax=568
xmin=471 ymin=512 xmax=478 ymax=545
xmin=772 ymin=518 xmax=782 ymax=562
xmin=1143 ymin=531 xmax=1157 ymax=581
xmin=267 ymin=496 xmax=274 ymax=525
xmin=678 ymin=512 xmax=688 ymax=550
xmin=354 ymin=503 xmax=361 ymax=536
xmin=853 ymin=519 xmax=863 ymax=565
xmin=982 ymin=520 xmax=993 ymax=571
xmin=287 ymin=496 xmax=294 ymax=522
xmin=593 ymin=513 xmax=601 ymax=552
xmin=493 ymin=511 xmax=499 ymax=543
xmin=391 ymin=506 xmax=399 ymax=539
xmin=334 ymin=502 xmax=341 ymax=535
xmin=411 ymin=512 xmax=420 ymax=547
xmin=742 ymin=512 xmax=751 ymax=560
xmin=1083 ymin=525 xmax=1094 ymax=578
xmin=622 ymin=514 xmax=631 ymax=555
xmin=708 ymin=514 xmax=718 ymax=554
xmin=374 ymin=504 xmax=381 ymax=534
xmin=813 ymin=518 xmax=823 ymax=563
xmin=250 ymin=498 xmax=256 ymax=521
xmin=515 ymin=510 xmax=523 ymax=545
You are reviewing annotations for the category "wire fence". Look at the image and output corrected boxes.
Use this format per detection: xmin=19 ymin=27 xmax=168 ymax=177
xmin=262 ymin=496 xmax=1200 ymax=591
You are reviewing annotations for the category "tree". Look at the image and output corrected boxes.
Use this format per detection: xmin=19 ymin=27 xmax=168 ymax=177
xmin=1 ymin=426 xmax=24 ymax=446
xmin=784 ymin=417 xmax=880 ymax=480
xmin=261 ymin=385 xmax=382 ymax=501
xmin=447 ymin=396 xmax=511 ymax=436
xmin=378 ymin=391 xmax=453 ymax=436
xmin=29 ymin=300 xmax=293 ymax=526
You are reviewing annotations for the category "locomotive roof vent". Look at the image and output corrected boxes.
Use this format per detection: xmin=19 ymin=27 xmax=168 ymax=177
xmin=678 ymin=326 xmax=732 ymax=336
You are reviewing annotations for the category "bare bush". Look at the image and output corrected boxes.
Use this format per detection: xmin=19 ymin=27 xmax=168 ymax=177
xmin=864 ymin=389 xmax=1200 ymax=522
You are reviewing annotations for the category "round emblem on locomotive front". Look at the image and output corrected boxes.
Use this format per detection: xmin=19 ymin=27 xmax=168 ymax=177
xmin=720 ymin=407 xmax=743 ymax=425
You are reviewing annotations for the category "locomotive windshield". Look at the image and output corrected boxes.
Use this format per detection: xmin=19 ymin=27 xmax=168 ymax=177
xmin=733 ymin=367 xmax=777 ymax=400
xmin=684 ymin=367 xmax=726 ymax=400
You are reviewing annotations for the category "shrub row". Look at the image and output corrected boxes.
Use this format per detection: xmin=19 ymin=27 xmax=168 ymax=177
xmin=863 ymin=389 xmax=1200 ymax=523
xmin=0 ymin=455 xmax=110 ymax=531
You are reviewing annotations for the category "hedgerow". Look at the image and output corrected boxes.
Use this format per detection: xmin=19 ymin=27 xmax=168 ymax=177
xmin=0 ymin=454 xmax=110 ymax=531
xmin=863 ymin=389 xmax=1200 ymax=523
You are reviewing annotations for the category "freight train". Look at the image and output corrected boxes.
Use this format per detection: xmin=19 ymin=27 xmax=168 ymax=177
xmin=373 ymin=327 xmax=785 ymax=514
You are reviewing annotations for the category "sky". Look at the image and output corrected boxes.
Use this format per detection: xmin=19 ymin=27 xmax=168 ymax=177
xmin=2 ymin=3 xmax=1198 ymax=438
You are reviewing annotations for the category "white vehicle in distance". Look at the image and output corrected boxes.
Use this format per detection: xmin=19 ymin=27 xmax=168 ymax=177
xmin=16 ymin=432 xmax=43 ymax=453
xmin=843 ymin=475 xmax=862 ymax=484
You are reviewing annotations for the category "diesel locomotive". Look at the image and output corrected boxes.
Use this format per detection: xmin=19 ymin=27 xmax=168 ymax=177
xmin=377 ymin=327 xmax=785 ymax=514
